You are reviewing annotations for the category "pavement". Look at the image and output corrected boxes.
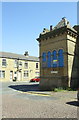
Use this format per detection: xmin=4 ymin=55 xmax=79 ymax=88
xmin=0 ymin=81 xmax=79 ymax=119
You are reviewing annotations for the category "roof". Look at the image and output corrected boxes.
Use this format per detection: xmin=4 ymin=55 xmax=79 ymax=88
xmin=73 ymin=25 xmax=79 ymax=34
xmin=40 ymin=28 xmax=50 ymax=35
xmin=38 ymin=26 xmax=67 ymax=40
xmin=0 ymin=52 xmax=39 ymax=62
xmin=37 ymin=18 xmax=77 ymax=40
xmin=53 ymin=17 xmax=77 ymax=33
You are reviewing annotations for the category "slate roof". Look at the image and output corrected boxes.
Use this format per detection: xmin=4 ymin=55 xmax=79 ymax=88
xmin=0 ymin=52 xmax=39 ymax=62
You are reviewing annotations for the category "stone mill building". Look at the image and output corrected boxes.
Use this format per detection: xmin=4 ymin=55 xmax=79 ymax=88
xmin=37 ymin=17 xmax=79 ymax=90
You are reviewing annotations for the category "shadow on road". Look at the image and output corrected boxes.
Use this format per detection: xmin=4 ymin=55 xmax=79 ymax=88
xmin=8 ymin=84 xmax=41 ymax=92
xmin=66 ymin=101 xmax=79 ymax=107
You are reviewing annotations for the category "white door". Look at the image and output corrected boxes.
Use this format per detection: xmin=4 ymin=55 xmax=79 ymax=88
xmin=18 ymin=71 xmax=22 ymax=81
xmin=10 ymin=71 xmax=13 ymax=81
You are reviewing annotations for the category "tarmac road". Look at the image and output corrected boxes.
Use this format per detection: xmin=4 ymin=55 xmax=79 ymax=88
xmin=1 ymin=81 xmax=79 ymax=118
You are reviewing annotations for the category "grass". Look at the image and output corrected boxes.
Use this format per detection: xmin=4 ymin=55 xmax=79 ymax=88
xmin=52 ymin=87 xmax=76 ymax=92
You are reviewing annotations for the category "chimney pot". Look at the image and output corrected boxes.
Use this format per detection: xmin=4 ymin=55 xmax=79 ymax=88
xmin=50 ymin=25 xmax=52 ymax=31
xmin=24 ymin=51 xmax=29 ymax=56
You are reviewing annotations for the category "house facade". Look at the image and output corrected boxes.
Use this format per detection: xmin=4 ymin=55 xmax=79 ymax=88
xmin=0 ymin=51 xmax=40 ymax=82
xmin=37 ymin=17 xmax=79 ymax=90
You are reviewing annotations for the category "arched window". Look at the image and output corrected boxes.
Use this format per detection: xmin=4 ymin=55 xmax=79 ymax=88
xmin=42 ymin=52 xmax=46 ymax=62
xmin=58 ymin=49 xmax=64 ymax=67
xmin=47 ymin=51 xmax=51 ymax=68
xmin=52 ymin=50 xmax=57 ymax=68
xmin=42 ymin=52 xmax=46 ymax=68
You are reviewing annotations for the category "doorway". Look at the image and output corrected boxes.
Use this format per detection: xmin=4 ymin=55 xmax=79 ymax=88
xmin=10 ymin=71 xmax=13 ymax=81
xmin=17 ymin=71 xmax=22 ymax=81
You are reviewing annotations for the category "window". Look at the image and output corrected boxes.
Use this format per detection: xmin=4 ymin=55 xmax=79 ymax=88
xmin=52 ymin=50 xmax=58 ymax=68
xmin=2 ymin=59 xmax=7 ymax=67
xmin=35 ymin=72 xmax=39 ymax=75
xmin=0 ymin=71 xmax=1 ymax=78
xmin=42 ymin=52 xmax=46 ymax=62
xmin=58 ymin=49 xmax=64 ymax=67
xmin=2 ymin=71 xmax=5 ymax=78
xmin=47 ymin=51 xmax=51 ymax=68
xmin=24 ymin=71 xmax=29 ymax=78
xmin=25 ymin=62 xmax=28 ymax=69
xmin=19 ymin=61 xmax=22 ymax=67
xmin=14 ymin=60 xmax=17 ymax=68
xmin=35 ymin=72 xmax=39 ymax=77
xmin=42 ymin=52 xmax=47 ymax=68
xmin=36 ymin=63 xmax=38 ymax=69
xmin=0 ymin=71 xmax=5 ymax=78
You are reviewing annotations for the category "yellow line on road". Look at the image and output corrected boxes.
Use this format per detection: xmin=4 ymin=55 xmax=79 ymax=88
xmin=17 ymin=90 xmax=52 ymax=97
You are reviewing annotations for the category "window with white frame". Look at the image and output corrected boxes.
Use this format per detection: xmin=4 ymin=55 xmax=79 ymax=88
xmin=2 ymin=59 xmax=7 ymax=67
xmin=0 ymin=71 xmax=1 ymax=78
xmin=24 ymin=62 xmax=28 ymax=69
xmin=14 ymin=60 xmax=17 ymax=68
xmin=35 ymin=72 xmax=39 ymax=77
xmin=0 ymin=71 xmax=5 ymax=78
xmin=19 ymin=61 xmax=22 ymax=67
xmin=24 ymin=71 xmax=29 ymax=78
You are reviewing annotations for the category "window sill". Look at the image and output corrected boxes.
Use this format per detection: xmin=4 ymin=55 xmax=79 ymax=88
xmin=2 ymin=66 xmax=6 ymax=68
xmin=0 ymin=78 xmax=5 ymax=79
xmin=36 ymin=68 xmax=39 ymax=70
xmin=24 ymin=77 xmax=28 ymax=78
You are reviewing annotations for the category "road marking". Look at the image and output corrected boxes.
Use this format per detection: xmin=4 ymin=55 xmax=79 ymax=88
xmin=16 ymin=90 xmax=52 ymax=97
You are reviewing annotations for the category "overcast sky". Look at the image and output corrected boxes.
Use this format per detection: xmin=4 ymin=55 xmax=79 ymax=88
xmin=2 ymin=2 xmax=77 ymax=56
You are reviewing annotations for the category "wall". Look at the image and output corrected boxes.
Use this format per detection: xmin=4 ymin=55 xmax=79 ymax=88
xmin=67 ymin=34 xmax=78 ymax=88
xmin=39 ymin=33 xmax=68 ymax=90
xmin=0 ymin=58 xmax=40 ymax=82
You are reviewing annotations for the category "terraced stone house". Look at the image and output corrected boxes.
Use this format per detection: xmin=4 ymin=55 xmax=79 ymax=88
xmin=0 ymin=51 xmax=40 ymax=82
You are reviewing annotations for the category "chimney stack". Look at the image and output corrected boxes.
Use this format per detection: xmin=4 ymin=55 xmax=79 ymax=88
xmin=50 ymin=25 xmax=52 ymax=31
xmin=24 ymin=51 xmax=29 ymax=56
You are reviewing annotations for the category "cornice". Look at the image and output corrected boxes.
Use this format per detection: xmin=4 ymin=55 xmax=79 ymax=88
xmin=37 ymin=26 xmax=78 ymax=42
